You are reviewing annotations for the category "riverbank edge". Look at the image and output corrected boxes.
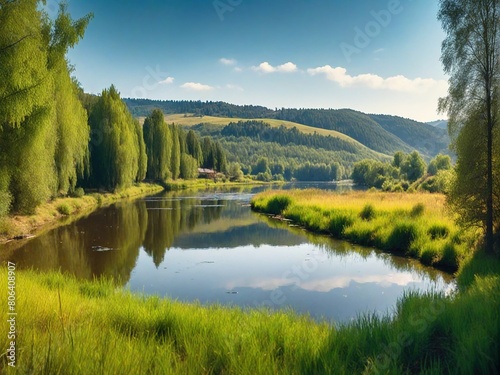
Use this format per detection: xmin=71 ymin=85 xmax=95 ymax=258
xmin=0 ymin=183 xmax=165 ymax=245
xmin=250 ymin=190 xmax=472 ymax=274
xmin=0 ymin=178 xmax=281 ymax=245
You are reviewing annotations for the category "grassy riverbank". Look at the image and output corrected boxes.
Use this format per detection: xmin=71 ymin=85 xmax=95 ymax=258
xmin=162 ymin=178 xmax=283 ymax=191
xmin=251 ymin=190 xmax=476 ymax=273
xmin=0 ymin=183 xmax=164 ymax=244
xmin=0 ymin=252 xmax=498 ymax=374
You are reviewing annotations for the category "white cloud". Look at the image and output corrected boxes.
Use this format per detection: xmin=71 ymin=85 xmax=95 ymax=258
xmin=307 ymin=65 xmax=448 ymax=94
xmin=180 ymin=82 xmax=214 ymax=91
xmin=159 ymin=77 xmax=174 ymax=85
xmin=234 ymin=67 xmax=243 ymax=72
xmin=220 ymin=57 xmax=237 ymax=66
xmin=252 ymin=61 xmax=298 ymax=74
xmin=226 ymin=84 xmax=244 ymax=91
xmin=373 ymin=48 xmax=385 ymax=54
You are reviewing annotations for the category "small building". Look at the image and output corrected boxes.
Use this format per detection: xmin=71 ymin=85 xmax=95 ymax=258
xmin=198 ymin=168 xmax=216 ymax=179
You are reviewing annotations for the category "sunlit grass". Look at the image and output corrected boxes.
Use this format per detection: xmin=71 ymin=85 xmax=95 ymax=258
xmin=251 ymin=190 xmax=476 ymax=272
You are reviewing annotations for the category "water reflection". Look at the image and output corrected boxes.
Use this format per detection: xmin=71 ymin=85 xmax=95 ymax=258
xmin=0 ymin=186 xmax=454 ymax=322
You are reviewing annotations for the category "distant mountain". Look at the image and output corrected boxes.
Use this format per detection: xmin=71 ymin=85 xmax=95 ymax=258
xmin=427 ymin=120 xmax=448 ymax=130
xmin=124 ymin=99 xmax=450 ymax=158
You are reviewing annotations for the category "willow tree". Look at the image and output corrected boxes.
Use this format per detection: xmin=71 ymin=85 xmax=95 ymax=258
xmin=88 ymin=86 xmax=141 ymax=190
xmin=47 ymin=3 xmax=92 ymax=195
xmin=0 ymin=0 xmax=55 ymax=213
xmin=439 ymin=0 xmax=500 ymax=253
xmin=143 ymin=109 xmax=171 ymax=181
xmin=170 ymin=124 xmax=181 ymax=180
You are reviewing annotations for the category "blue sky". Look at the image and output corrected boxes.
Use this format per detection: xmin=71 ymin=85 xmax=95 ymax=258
xmin=61 ymin=0 xmax=448 ymax=122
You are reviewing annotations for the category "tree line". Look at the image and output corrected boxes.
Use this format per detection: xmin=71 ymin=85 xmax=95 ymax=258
xmin=352 ymin=151 xmax=453 ymax=193
xmin=0 ymin=1 xmax=226 ymax=217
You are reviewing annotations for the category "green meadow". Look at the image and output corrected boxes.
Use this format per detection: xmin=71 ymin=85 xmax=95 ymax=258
xmin=251 ymin=190 xmax=474 ymax=272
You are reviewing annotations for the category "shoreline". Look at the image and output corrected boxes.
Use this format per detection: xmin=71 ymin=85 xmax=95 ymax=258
xmin=251 ymin=190 xmax=474 ymax=274
xmin=0 ymin=183 xmax=164 ymax=246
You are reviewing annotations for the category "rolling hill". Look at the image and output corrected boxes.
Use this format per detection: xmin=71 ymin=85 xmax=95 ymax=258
xmin=125 ymin=99 xmax=450 ymax=159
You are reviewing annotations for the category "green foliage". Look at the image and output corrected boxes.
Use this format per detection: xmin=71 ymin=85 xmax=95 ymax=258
xmin=71 ymin=187 xmax=85 ymax=198
xmin=439 ymin=0 xmax=500 ymax=252
xmin=411 ymin=203 xmax=425 ymax=217
xmin=427 ymin=154 xmax=452 ymax=176
xmin=87 ymin=86 xmax=141 ymax=190
xmin=170 ymin=124 xmax=181 ymax=179
xmin=401 ymin=151 xmax=427 ymax=182
xmin=180 ymin=153 xmax=198 ymax=180
xmin=56 ymin=203 xmax=71 ymax=215
xmin=385 ymin=222 xmax=420 ymax=253
xmin=359 ymin=204 xmax=376 ymax=221
xmin=328 ymin=213 xmax=354 ymax=237
xmin=428 ymin=224 xmax=450 ymax=240
xmin=265 ymin=195 xmax=293 ymax=215
xmin=227 ymin=162 xmax=244 ymax=182
xmin=143 ymin=109 xmax=171 ymax=181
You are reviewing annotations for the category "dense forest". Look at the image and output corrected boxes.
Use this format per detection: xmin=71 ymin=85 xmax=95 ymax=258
xmin=125 ymin=99 xmax=450 ymax=158
xmin=190 ymin=120 xmax=390 ymax=180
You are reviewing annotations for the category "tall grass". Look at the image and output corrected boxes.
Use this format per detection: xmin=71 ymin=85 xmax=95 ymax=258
xmin=0 ymin=262 xmax=498 ymax=374
xmin=252 ymin=190 xmax=474 ymax=272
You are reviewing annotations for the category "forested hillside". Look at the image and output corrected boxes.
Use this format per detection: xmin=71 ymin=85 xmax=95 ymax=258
xmin=125 ymin=99 xmax=450 ymax=158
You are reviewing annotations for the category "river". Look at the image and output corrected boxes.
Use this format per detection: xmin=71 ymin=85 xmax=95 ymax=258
xmin=1 ymin=184 xmax=454 ymax=323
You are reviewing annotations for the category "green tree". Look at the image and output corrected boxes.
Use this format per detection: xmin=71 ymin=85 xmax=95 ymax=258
xmin=88 ymin=85 xmax=140 ymax=190
xmin=170 ymin=125 xmax=181 ymax=179
xmin=186 ymin=130 xmax=203 ymax=165
xmin=439 ymin=0 xmax=500 ymax=252
xmin=227 ymin=162 xmax=244 ymax=181
xmin=401 ymin=151 xmax=426 ymax=182
xmin=214 ymin=141 xmax=227 ymax=173
xmin=134 ymin=119 xmax=147 ymax=182
xmin=143 ymin=109 xmax=171 ymax=181
xmin=0 ymin=0 xmax=56 ymax=213
xmin=428 ymin=154 xmax=452 ymax=175
xmin=392 ymin=151 xmax=406 ymax=168
xmin=180 ymin=153 xmax=198 ymax=179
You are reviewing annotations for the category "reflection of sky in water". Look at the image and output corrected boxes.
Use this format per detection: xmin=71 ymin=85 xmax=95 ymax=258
xmin=128 ymin=243 xmax=454 ymax=323
xmin=3 ymin=185 xmax=455 ymax=324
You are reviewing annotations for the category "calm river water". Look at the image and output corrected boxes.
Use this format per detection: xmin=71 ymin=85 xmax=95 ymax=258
xmin=1 ymin=184 xmax=454 ymax=322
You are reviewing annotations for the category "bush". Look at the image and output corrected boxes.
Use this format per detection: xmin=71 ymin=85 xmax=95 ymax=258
xmin=359 ymin=204 xmax=376 ymax=221
xmin=71 ymin=187 xmax=85 ymax=198
xmin=56 ymin=203 xmax=71 ymax=215
xmin=428 ymin=224 xmax=450 ymax=240
xmin=266 ymin=195 xmax=292 ymax=215
xmin=328 ymin=213 xmax=354 ymax=237
xmin=386 ymin=222 xmax=419 ymax=253
xmin=410 ymin=203 xmax=425 ymax=217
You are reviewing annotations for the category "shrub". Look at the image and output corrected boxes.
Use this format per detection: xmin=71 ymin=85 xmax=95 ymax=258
xmin=437 ymin=242 xmax=461 ymax=271
xmin=386 ymin=222 xmax=419 ymax=253
xmin=428 ymin=224 xmax=450 ymax=240
xmin=266 ymin=195 xmax=293 ymax=215
xmin=57 ymin=203 xmax=71 ymax=215
xmin=410 ymin=203 xmax=425 ymax=217
xmin=71 ymin=187 xmax=85 ymax=198
xmin=359 ymin=204 xmax=376 ymax=221
xmin=328 ymin=213 xmax=354 ymax=237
